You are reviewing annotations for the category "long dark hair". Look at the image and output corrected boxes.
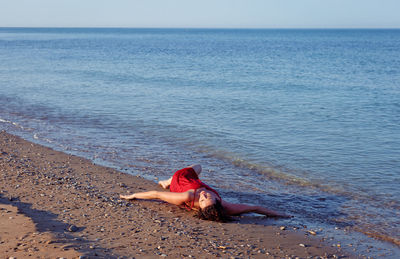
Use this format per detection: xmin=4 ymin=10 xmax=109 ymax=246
xmin=197 ymin=199 xmax=228 ymax=222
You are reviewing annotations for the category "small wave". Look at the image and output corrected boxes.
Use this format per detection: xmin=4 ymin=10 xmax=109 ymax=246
xmin=354 ymin=226 xmax=400 ymax=247
xmin=199 ymin=147 xmax=328 ymax=189
xmin=0 ymin=118 xmax=27 ymax=130
xmin=43 ymin=138 xmax=54 ymax=143
xmin=12 ymin=122 xmax=27 ymax=130
xmin=0 ymin=118 xmax=12 ymax=123
xmin=32 ymin=133 xmax=53 ymax=143
xmin=199 ymin=146 xmax=381 ymax=199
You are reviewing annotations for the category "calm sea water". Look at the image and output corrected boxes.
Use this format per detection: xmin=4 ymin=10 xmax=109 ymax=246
xmin=1 ymin=28 xmax=399 ymax=256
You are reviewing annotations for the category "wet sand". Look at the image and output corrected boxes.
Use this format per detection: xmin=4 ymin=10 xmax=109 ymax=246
xmin=0 ymin=130 xmax=351 ymax=258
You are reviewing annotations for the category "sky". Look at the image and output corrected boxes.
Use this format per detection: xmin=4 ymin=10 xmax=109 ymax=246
xmin=1 ymin=0 xmax=399 ymax=28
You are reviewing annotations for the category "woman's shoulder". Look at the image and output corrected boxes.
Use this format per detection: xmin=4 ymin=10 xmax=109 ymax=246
xmin=175 ymin=189 xmax=196 ymax=202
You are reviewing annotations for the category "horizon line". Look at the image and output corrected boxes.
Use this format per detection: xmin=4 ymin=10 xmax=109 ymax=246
xmin=1 ymin=26 xmax=400 ymax=30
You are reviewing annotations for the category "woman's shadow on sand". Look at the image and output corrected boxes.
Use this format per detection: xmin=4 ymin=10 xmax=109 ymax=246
xmin=0 ymin=194 xmax=117 ymax=258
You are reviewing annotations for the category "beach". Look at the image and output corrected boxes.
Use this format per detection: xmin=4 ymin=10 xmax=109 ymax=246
xmin=1 ymin=29 xmax=399 ymax=256
xmin=0 ymin=130 xmax=351 ymax=258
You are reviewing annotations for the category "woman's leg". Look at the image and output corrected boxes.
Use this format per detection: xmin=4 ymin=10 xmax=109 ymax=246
xmin=158 ymin=164 xmax=202 ymax=189
xmin=189 ymin=164 xmax=202 ymax=176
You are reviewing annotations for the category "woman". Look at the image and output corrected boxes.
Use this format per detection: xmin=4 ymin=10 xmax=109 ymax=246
xmin=120 ymin=164 xmax=290 ymax=221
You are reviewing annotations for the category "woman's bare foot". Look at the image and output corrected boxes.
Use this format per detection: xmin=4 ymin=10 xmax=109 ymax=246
xmin=158 ymin=176 xmax=172 ymax=189
xmin=158 ymin=179 xmax=170 ymax=189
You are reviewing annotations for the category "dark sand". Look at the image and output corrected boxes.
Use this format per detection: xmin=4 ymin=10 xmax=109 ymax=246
xmin=0 ymin=130 xmax=352 ymax=258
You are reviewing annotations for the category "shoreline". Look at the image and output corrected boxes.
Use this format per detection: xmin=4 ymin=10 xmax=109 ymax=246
xmin=0 ymin=130 xmax=351 ymax=258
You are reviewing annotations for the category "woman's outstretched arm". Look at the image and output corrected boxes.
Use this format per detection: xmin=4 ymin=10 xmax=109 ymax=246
xmin=221 ymin=200 xmax=291 ymax=218
xmin=120 ymin=191 xmax=191 ymax=206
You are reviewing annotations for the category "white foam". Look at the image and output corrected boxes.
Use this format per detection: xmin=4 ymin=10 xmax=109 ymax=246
xmin=0 ymin=118 xmax=12 ymax=123
xmin=2 ymin=120 xmax=24 ymax=130
xmin=44 ymin=138 xmax=53 ymax=143
xmin=0 ymin=118 xmax=28 ymax=130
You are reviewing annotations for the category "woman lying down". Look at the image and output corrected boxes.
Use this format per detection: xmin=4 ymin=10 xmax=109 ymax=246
xmin=120 ymin=164 xmax=291 ymax=222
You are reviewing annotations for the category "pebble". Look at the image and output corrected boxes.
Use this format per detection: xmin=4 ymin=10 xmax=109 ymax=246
xmin=68 ymin=225 xmax=78 ymax=232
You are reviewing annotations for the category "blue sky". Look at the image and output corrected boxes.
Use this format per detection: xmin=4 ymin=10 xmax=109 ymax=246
xmin=1 ymin=0 xmax=399 ymax=28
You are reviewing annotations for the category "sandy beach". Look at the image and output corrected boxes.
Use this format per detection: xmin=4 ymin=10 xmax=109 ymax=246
xmin=0 ymin=130 xmax=351 ymax=258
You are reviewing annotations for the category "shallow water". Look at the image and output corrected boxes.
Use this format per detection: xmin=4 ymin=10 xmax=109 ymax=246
xmin=1 ymin=28 xmax=399 ymax=257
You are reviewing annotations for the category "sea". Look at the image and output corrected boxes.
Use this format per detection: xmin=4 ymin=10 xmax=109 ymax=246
xmin=0 ymin=28 xmax=399 ymax=257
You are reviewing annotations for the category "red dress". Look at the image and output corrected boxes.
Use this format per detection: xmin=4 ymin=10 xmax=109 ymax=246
xmin=170 ymin=167 xmax=221 ymax=208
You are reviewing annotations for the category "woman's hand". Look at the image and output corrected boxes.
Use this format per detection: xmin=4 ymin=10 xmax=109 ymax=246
xmin=120 ymin=193 xmax=136 ymax=200
xmin=268 ymin=211 xmax=293 ymax=218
